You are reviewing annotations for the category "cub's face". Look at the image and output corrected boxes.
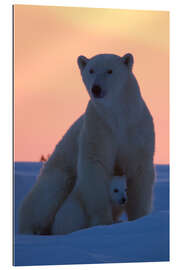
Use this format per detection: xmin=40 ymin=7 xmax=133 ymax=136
xmin=110 ymin=176 xmax=127 ymax=206
xmin=77 ymin=53 xmax=133 ymax=108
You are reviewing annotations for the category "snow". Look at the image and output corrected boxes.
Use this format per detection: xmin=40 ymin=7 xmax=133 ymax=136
xmin=13 ymin=163 xmax=169 ymax=266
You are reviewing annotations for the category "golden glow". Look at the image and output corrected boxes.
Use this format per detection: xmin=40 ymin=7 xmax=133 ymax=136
xmin=14 ymin=5 xmax=169 ymax=164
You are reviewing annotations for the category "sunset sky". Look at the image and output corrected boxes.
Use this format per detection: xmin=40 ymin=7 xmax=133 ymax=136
xmin=14 ymin=5 xmax=169 ymax=164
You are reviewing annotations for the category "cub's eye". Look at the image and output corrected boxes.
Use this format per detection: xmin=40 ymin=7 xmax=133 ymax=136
xmin=89 ymin=69 xmax=94 ymax=74
xmin=114 ymin=188 xmax=119 ymax=193
xmin=107 ymin=69 xmax=112 ymax=74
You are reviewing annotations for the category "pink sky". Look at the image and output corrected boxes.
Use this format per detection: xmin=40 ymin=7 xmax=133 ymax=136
xmin=14 ymin=5 xmax=169 ymax=164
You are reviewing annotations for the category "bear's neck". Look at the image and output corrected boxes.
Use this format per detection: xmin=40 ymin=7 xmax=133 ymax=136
xmin=90 ymin=74 xmax=146 ymax=130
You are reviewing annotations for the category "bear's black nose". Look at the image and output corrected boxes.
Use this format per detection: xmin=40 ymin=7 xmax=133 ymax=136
xmin=91 ymin=84 xmax=102 ymax=98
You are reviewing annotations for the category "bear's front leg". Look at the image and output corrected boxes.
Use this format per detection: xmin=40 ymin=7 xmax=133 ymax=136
xmin=126 ymin=161 xmax=155 ymax=221
xmin=51 ymin=190 xmax=88 ymax=235
xmin=76 ymin=129 xmax=117 ymax=227
xmin=76 ymin=161 xmax=113 ymax=227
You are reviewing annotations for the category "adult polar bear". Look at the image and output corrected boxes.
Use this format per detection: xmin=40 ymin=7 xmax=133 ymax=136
xmin=19 ymin=53 xmax=155 ymax=234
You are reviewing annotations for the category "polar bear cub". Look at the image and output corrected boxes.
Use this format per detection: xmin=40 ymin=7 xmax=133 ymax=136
xmin=51 ymin=175 xmax=127 ymax=235
xmin=110 ymin=176 xmax=127 ymax=222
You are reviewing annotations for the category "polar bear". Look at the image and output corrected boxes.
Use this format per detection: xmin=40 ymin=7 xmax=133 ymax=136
xmin=18 ymin=53 xmax=155 ymax=235
xmin=51 ymin=175 xmax=127 ymax=235
xmin=110 ymin=175 xmax=127 ymax=223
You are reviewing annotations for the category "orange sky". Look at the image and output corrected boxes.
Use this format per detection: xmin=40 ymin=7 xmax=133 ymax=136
xmin=14 ymin=5 xmax=169 ymax=164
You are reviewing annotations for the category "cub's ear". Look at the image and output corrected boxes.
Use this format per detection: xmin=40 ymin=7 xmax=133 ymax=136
xmin=122 ymin=53 xmax=134 ymax=70
xmin=77 ymin=55 xmax=89 ymax=72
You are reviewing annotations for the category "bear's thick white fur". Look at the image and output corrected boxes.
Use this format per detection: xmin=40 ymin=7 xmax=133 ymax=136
xmin=19 ymin=53 xmax=155 ymax=234
xmin=51 ymin=175 xmax=127 ymax=235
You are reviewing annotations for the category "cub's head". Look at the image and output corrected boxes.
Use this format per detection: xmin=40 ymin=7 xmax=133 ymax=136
xmin=77 ymin=53 xmax=134 ymax=108
xmin=110 ymin=175 xmax=127 ymax=206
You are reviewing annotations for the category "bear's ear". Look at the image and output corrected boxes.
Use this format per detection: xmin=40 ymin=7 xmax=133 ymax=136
xmin=122 ymin=53 xmax=134 ymax=70
xmin=77 ymin=55 xmax=89 ymax=72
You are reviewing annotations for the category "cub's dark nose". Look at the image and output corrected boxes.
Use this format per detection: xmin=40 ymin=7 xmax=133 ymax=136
xmin=122 ymin=197 xmax=126 ymax=204
xmin=91 ymin=84 xmax=102 ymax=98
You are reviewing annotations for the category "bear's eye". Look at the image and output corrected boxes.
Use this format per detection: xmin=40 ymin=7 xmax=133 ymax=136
xmin=107 ymin=69 xmax=112 ymax=74
xmin=114 ymin=188 xmax=119 ymax=193
xmin=89 ymin=69 xmax=94 ymax=74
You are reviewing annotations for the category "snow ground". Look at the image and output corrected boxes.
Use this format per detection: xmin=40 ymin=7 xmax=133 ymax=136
xmin=13 ymin=163 xmax=169 ymax=266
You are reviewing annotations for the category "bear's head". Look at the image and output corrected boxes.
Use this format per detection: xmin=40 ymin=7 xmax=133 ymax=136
xmin=77 ymin=53 xmax=135 ymax=109
xmin=110 ymin=175 xmax=127 ymax=206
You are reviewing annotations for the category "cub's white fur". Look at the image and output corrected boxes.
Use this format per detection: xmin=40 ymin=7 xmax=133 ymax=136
xmin=19 ymin=53 xmax=155 ymax=234
xmin=110 ymin=176 xmax=127 ymax=222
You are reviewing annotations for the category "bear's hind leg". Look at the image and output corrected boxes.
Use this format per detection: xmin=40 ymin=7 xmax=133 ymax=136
xmin=18 ymin=168 xmax=75 ymax=234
